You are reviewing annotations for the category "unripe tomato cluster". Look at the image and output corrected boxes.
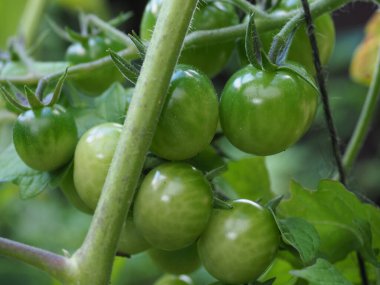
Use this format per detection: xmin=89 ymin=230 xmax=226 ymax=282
xmin=9 ymin=0 xmax=336 ymax=283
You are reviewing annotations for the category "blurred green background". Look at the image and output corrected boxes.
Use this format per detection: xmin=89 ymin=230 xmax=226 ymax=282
xmin=0 ymin=0 xmax=378 ymax=284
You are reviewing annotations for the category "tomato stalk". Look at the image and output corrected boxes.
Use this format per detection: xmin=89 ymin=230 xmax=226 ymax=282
xmin=184 ymin=0 xmax=352 ymax=49
xmin=69 ymin=0 xmax=199 ymax=284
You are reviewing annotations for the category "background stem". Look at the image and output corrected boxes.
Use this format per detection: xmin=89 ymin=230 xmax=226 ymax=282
xmin=71 ymin=1 xmax=199 ymax=284
xmin=342 ymin=47 xmax=380 ymax=173
xmin=0 ymin=237 xmax=73 ymax=283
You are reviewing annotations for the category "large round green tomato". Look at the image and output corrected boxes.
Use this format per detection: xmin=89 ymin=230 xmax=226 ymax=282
xmin=219 ymin=64 xmax=318 ymax=156
xmin=13 ymin=104 xmax=77 ymax=171
xmin=140 ymin=0 xmax=239 ymax=77
xmin=148 ymin=243 xmax=200 ymax=274
xmin=239 ymin=0 xmax=335 ymax=74
xmin=133 ymin=163 xmax=213 ymax=251
xmin=151 ymin=65 xmax=218 ymax=161
xmin=154 ymin=275 xmax=193 ymax=285
xmin=198 ymin=199 xmax=280 ymax=284
xmin=73 ymin=123 xmax=122 ymax=210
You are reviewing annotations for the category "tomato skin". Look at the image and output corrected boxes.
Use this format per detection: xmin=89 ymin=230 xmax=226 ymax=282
xmin=148 ymin=243 xmax=200 ymax=274
xmin=133 ymin=163 xmax=213 ymax=251
xmin=198 ymin=199 xmax=280 ymax=284
xmin=151 ymin=65 xmax=218 ymax=161
xmin=13 ymin=104 xmax=77 ymax=171
xmin=73 ymin=123 xmax=123 ymax=210
xmin=219 ymin=64 xmax=318 ymax=156
xmin=140 ymin=0 xmax=239 ymax=77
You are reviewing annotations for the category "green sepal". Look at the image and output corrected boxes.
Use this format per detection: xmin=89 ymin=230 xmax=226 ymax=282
xmin=213 ymin=197 xmax=233 ymax=210
xmin=266 ymin=195 xmax=284 ymax=212
xmin=0 ymin=86 xmax=29 ymax=111
xmin=47 ymin=67 xmax=69 ymax=106
xmin=261 ymin=49 xmax=278 ymax=72
xmin=109 ymin=49 xmax=139 ymax=84
xmin=251 ymin=277 xmax=276 ymax=285
xmin=7 ymin=81 xmax=29 ymax=106
xmin=277 ymin=63 xmax=319 ymax=93
xmin=24 ymin=86 xmax=44 ymax=109
xmin=245 ymin=13 xmax=262 ymax=70
xmin=274 ymin=28 xmax=297 ymax=66
xmin=129 ymin=31 xmax=147 ymax=59
xmin=205 ymin=165 xmax=228 ymax=181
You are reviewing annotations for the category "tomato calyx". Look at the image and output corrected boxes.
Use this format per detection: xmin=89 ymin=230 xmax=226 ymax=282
xmin=245 ymin=14 xmax=318 ymax=92
xmin=0 ymin=67 xmax=68 ymax=111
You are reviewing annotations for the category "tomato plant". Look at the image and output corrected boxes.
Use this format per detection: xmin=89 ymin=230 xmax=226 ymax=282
xmin=13 ymin=104 xmax=78 ymax=171
xmin=0 ymin=1 xmax=379 ymax=285
xmin=198 ymin=199 xmax=280 ymax=284
xmin=140 ymin=0 xmax=239 ymax=77
xmin=151 ymin=65 xmax=219 ymax=160
xmin=133 ymin=163 xmax=213 ymax=251
xmin=219 ymin=64 xmax=318 ymax=155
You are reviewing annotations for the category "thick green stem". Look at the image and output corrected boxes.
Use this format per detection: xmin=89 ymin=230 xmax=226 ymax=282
xmin=342 ymin=47 xmax=380 ymax=173
xmin=0 ymin=237 xmax=74 ymax=283
xmin=71 ymin=1 xmax=198 ymax=284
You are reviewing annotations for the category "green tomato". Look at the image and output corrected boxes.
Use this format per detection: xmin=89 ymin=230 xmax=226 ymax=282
xmin=140 ymin=0 xmax=239 ymax=77
xmin=59 ymin=164 xmax=93 ymax=214
xmin=118 ymin=216 xmax=151 ymax=256
xmin=13 ymin=104 xmax=77 ymax=171
xmin=219 ymin=64 xmax=318 ymax=156
xmin=239 ymin=0 xmax=335 ymax=74
xmin=151 ymin=65 xmax=218 ymax=161
xmin=65 ymin=35 xmax=126 ymax=96
xmin=198 ymin=199 xmax=280 ymax=284
xmin=154 ymin=275 xmax=193 ymax=285
xmin=73 ymin=123 xmax=122 ymax=210
xmin=134 ymin=163 xmax=213 ymax=251
xmin=148 ymin=243 xmax=200 ymax=274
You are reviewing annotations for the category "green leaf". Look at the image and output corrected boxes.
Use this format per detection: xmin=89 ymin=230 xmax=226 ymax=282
xmin=214 ymin=157 xmax=272 ymax=203
xmin=278 ymin=180 xmax=380 ymax=265
xmin=258 ymin=256 xmax=297 ymax=285
xmin=277 ymin=63 xmax=319 ymax=92
xmin=69 ymin=107 xmax=107 ymax=137
xmin=109 ymin=49 xmax=139 ymax=84
xmin=94 ymin=83 xmax=133 ymax=124
xmin=335 ymin=252 xmax=378 ymax=284
xmin=291 ymin=258 xmax=353 ymax=285
xmin=277 ymin=217 xmax=320 ymax=265
xmin=0 ymin=144 xmax=52 ymax=199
